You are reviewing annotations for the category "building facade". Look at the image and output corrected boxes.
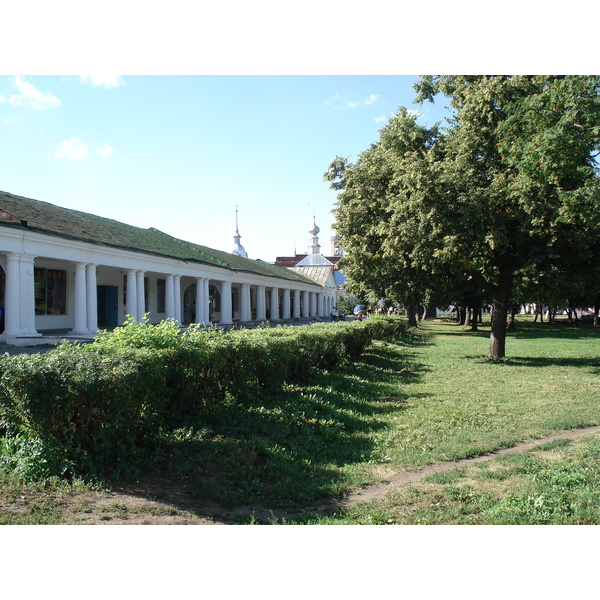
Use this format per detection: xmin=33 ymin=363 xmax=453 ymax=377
xmin=0 ymin=191 xmax=337 ymax=345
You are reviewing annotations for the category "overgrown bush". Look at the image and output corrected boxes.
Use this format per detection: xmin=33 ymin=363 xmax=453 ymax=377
xmin=0 ymin=342 xmax=170 ymax=478
xmin=0 ymin=316 xmax=406 ymax=480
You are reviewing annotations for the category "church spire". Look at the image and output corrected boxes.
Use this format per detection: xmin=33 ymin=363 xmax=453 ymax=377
xmin=232 ymin=206 xmax=248 ymax=258
xmin=295 ymin=215 xmax=334 ymax=267
xmin=307 ymin=214 xmax=321 ymax=256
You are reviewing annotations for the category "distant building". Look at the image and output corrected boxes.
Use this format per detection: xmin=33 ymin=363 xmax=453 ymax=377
xmin=275 ymin=218 xmax=346 ymax=309
xmin=0 ymin=191 xmax=336 ymax=345
xmin=274 ymin=226 xmax=343 ymax=269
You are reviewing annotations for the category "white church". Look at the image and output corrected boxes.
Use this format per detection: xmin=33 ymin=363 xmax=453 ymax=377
xmin=0 ymin=190 xmax=338 ymax=346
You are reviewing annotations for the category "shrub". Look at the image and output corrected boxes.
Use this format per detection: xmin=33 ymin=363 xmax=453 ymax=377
xmin=0 ymin=316 xmax=407 ymax=480
xmin=0 ymin=342 xmax=170 ymax=478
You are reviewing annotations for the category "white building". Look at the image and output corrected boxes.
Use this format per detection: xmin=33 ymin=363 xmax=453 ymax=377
xmin=0 ymin=190 xmax=337 ymax=345
xmin=288 ymin=218 xmax=340 ymax=317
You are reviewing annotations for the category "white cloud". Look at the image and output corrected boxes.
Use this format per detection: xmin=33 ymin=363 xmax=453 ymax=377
xmin=54 ymin=137 xmax=88 ymax=160
xmin=374 ymin=115 xmax=388 ymax=123
xmin=323 ymin=93 xmax=341 ymax=104
xmin=9 ymin=76 xmax=60 ymax=110
xmin=363 ymin=94 xmax=379 ymax=105
xmin=327 ymin=92 xmax=381 ymax=110
xmin=80 ymin=75 xmax=125 ymax=88
xmin=97 ymin=142 xmax=113 ymax=158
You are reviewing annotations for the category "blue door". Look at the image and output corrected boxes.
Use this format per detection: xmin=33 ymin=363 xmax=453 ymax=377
xmin=97 ymin=285 xmax=119 ymax=327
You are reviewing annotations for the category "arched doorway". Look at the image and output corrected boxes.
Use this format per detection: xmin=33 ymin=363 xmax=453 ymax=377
xmin=209 ymin=284 xmax=220 ymax=323
xmin=183 ymin=283 xmax=195 ymax=324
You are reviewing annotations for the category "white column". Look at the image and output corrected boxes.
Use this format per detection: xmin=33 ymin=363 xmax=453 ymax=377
xmin=72 ymin=262 xmax=88 ymax=334
xmin=219 ymin=281 xmax=233 ymax=325
xmin=126 ymin=269 xmax=138 ymax=321
xmin=194 ymin=278 xmax=204 ymax=324
xmin=245 ymin=283 xmax=252 ymax=321
xmin=174 ymin=275 xmax=182 ymax=324
xmin=256 ymin=285 xmax=266 ymax=321
xmin=317 ymin=293 xmax=325 ymax=317
xmin=282 ymin=289 xmax=291 ymax=320
xmin=86 ymin=264 xmax=98 ymax=333
xmin=302 ymin=291 xmax=310 ymax=318
xmin=136 ymin=270 xmax=146 ymax=322
xmin=240 ymin=283 xmax=251 ymax=322
xmin=18 ymin=255 xmax=38 ymax=336
xmin=250 ymin=286 xmax=257 ymax=321
xmin=203 ymin=279 xmax=210 ymax=323
xmin=310 ymin=292 xmax=317 ymax=317
xmin=3 ymin=253 xmax=21 ymax=336
xmin=293 ymin=290 xmax=301 ymax=319
xmin=269 ymin=287 xmax=280 ymax=321
xmin=165 ymin=274 xmax=175 ymax=319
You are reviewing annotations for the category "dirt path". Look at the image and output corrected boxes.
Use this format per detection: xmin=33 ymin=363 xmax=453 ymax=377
xmin=58 ymin=425 xmax=600 ymax=524
xmin=323 ymin=424 xmax=600 ymax=511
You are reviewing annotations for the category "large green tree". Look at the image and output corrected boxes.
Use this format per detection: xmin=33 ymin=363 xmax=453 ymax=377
xmin=325 ymin=108 xmax=452 ymax=326
xmin=328 ymin=75 xmax=600 ymax=358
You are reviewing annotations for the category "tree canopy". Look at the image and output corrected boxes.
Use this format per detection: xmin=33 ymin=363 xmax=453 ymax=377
xmin=326 ymin=75 xmax=600 ymax=358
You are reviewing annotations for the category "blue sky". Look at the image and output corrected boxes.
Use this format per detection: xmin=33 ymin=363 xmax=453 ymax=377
xmin=1 ymin=1 xmax=593 ymax=264
xmin=0 ymin=75 xmax=453 ymax=262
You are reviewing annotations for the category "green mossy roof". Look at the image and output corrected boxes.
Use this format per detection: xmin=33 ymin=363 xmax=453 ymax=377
xmin=0 ymin=190 xmax=313 ymax=284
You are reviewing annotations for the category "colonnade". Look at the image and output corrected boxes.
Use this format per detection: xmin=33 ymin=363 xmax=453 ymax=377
xmin=1 ymin=252 xmax=337 ymax=339
xmin=210 ymin=281 xmax=331 ymax=326
xmin=120 ymin=275 xmax=334 ymax=326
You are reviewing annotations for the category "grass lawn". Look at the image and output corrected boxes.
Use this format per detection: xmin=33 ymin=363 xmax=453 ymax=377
xmin=2 ymin=316 xmax=600 ymax=525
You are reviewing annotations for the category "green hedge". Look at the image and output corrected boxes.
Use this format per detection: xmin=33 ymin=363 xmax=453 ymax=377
xmin=0 ymin=316 xmax=406 ymax=479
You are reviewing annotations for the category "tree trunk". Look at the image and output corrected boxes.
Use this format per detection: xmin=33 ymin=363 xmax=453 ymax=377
xmin=507 ymin=303 xmax=518 ymax=330
xmin=489 ymin=276 xmax=512 ymax=359
xmin=463 ymin=307 xmax=471 ymax=327
xmin=470 ymin=301 xmax=480 ymax=331
xmin=567 ymin=299 xmax=579 ymax=326
xmin=406 ymin=305 xmax=418 ymax=328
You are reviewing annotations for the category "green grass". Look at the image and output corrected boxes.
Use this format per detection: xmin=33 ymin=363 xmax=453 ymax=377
xmin=296 ymin=432 xmax=600 ymax=525
xmin=2 ymin=317 xmax=600 ymax=524
xmin=151 ymin=317 xmax=600 ymax=519
xmin=0 ymin=474 xmax=96 ymax=525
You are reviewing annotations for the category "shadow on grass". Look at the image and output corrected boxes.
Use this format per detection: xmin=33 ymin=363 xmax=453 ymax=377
xmin=112 ymin=338 xmax=432 ymax=519
xmin=508 ymin=325 xmax=600 ymax=341
xmin=420 ymin=319 xmax=599 ymax=341
xmin=418 ymin=321 xmax=492 ymax=338
xmin=489 ymin=356 xmax=600 ymax=372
